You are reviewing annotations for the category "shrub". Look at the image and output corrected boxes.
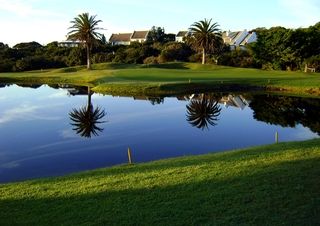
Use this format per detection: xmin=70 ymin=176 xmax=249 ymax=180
xmin=219 ymin=49 xmax=255 ymax=68
xmin=189 ymin=53 xmax=202 ymax=63
xmin=159 ymin=42 xmax=192 ymax=62
xmin=143 ymin=56 xmax=159 ymax=64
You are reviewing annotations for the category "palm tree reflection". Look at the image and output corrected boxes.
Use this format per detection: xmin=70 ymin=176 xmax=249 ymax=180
xmin=69 ymin=87 xmax=106 ymax=138
xmin=186 ymin=94 xmax=221 ymax=130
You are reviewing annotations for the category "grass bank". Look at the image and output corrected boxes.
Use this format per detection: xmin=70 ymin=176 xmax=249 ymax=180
xmin=0 ymin=62 xmax=319 ymax=96
xmin=1 ymin=139 xmax=319 ymax=225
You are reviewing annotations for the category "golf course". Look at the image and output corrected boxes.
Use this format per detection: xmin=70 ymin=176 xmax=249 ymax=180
xmin=0 ymin=63 xmax=319 ymax=225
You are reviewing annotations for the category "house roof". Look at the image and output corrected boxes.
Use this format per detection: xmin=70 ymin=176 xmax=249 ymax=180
xmin=109 ymin=33 xmax=132 ymax=42
xmin=176 ymin=31 xmax=188 ymax=37
xmin=131 ymin=31 xmax=149 ymax=39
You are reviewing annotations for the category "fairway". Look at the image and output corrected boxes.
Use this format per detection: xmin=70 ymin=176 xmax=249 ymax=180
xmin=0 ymin=63 xmax=319 ymax=96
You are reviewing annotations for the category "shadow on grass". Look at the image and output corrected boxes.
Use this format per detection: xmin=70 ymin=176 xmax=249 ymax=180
xmin=1 ymin=157 xmax=319 ymax=226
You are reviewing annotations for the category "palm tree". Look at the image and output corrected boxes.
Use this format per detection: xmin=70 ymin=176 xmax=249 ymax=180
xmin=186 ymin=94 xmax=221 ymax=130
xmin=69 ymin=86 xmax=106 ymax=138
xmin=68 ymin=13 xmax=103 ymax=70
xmin=189 ymin=18 xmax=222 ymax=64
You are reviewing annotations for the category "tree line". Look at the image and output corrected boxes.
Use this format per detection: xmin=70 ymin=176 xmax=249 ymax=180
xmin=0 ymin=13 xmax=319 ymax=72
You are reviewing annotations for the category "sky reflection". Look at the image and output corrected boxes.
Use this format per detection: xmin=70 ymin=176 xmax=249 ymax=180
xmin=0 ymin=84 xmax=319 ymax=183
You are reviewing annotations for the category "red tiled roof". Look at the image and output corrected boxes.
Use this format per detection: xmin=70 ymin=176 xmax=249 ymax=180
xmin=109 ymin=33 xmax=132 ymax=42
xmin=131 ymin=31 xmax=149 ymax=39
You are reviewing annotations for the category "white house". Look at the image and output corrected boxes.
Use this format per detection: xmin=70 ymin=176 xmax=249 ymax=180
xmin=130 ymin=31 xmax=149 ymax=43
xmin=109 ymin=33 xmax=132 ymax=46
xmin=58 ymin=40 xmax=81 ymax=48
xmin=109 ymin=30 xmax=149 ymax=45
xmin=175 ymin=31 xmax=188 ymax=42
xmin=222 ymin=30 xmax=257 ymax=49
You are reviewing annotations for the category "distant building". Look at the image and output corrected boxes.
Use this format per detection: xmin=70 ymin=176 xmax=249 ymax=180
xmin=58 ymin=40 xmax=81 ymax=48
xmin=109 ymin=33 xmax=132 ymax=46
xmin=222 ymin=30 xmax=257 ymax=49
xmin=109 ymin=30 xmax=149 ymax=45
xmin=130 ymin=30 xmax=149 ymax=43
xmin=175 ymin=31 xmax=189 ymax=42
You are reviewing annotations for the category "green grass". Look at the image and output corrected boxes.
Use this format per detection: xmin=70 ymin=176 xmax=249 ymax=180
xmin=0 ymin=62 xmax=319 ymax=96
xmin=1 ymin=139 xmax=319 ymax=226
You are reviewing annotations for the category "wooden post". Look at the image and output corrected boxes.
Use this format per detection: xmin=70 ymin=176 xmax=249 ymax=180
xmin=127 ymin=147 xmax=132 ymax=164
xmin=275 ymin=132 xmax=279 ymax=143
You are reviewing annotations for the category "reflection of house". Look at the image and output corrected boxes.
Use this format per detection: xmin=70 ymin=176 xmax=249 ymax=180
xmin=48 ymin=84 xmax=89 ymax=96
xmin=176 ymin=94 xmax=250 ymax=110
xmin=175 ymin=31 xmax=188 ymax=42
xmin=58 ymin=40 xmax=81 ymax=47
xmin=109 ymin=30 xmax=149 ymax=45
xmin=222 ymin=30 xmax=257 ymax=49
xmin=67 ymin=87 xmax=88 ymax=96
xmin=220 ymin=95 xmax=250 ymax=110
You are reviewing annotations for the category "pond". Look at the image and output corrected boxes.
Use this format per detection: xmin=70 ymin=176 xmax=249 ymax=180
xmin=0 ymin=84 xmax=319 ymax=183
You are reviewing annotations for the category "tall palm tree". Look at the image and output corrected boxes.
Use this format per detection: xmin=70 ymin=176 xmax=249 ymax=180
xmin=68 ymin=13 xmax=103 ymax=70
xmin=69 ymin=86 xmax=106 ymax=138
xmin=189 ymin=18 xmax=222 ymax=64
xmin=186 ymin=94 xmax=221 ymax=130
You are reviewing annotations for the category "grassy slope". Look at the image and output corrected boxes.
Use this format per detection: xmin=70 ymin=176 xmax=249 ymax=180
xmin=0 ymin=63 xmax=319 ymax=96
xmin=1 ymin=139 xmax=319 ymax=226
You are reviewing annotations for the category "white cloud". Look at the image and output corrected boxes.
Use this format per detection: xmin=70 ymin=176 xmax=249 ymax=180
xmin=60 ymin=129 xmax=79 ymax=139
xmin=0 ymin=104 xmax=61 ymax=124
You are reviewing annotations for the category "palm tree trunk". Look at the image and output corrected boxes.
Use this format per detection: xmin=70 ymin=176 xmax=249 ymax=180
xmin=86 ymin=44 xmax=91 ymax=70
xmin=202 ymin=48 xmax=206 ymax=64
xmin=87 ymin=86 xmax=93 ymax=116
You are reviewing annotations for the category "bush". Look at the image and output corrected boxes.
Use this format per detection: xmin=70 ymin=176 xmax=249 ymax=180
xmin=159 ymin=42 xmax=192 ymax=62
xmin=188 ymin=53 xmax=202 ymax=63
xmin=92 ymin=53 xmax=114 ymax=63
xmin=143 ymin=56 xmax=159 ymax=64
xmin=0 ymin=59 xmax=15 ymax=72
xmin=219 ymin=49 xmax=255 ymax=68
xmin=14 ymin=56 xmax=66 ymax=71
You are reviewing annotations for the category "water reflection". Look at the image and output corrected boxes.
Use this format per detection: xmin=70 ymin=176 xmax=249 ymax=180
xmin=16 ymin=84 xmax=42 ymax=89
xmin=186 ymin=93 xmax=221 ymax=130
xmin=69 ymin=86 xmax=106 ymax=138
xmin=0 ymin=83 xmax=319 ymax=183
xmin=133 ymin=96 xmax=164 ymax=105
xmin=249 ymin=94 xmax=320 ymax=135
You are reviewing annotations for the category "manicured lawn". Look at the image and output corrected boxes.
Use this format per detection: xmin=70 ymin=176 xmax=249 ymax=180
xmin=0 ymin=62 xmax=319 ymax=96
xmin=1 ymin=139 xmax=319 ymax=225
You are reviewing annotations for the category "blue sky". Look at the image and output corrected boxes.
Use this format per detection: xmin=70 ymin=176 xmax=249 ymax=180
xmin=0 ymin=0 xmax=319 ymax=46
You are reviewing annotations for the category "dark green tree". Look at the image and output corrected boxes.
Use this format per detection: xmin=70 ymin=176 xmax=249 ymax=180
xmin=147 ymin=26 xmax=166 ymax=43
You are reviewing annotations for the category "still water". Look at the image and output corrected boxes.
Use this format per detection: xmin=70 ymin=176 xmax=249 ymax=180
xmin=0 ymin=84 xmax=319 ymax=183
